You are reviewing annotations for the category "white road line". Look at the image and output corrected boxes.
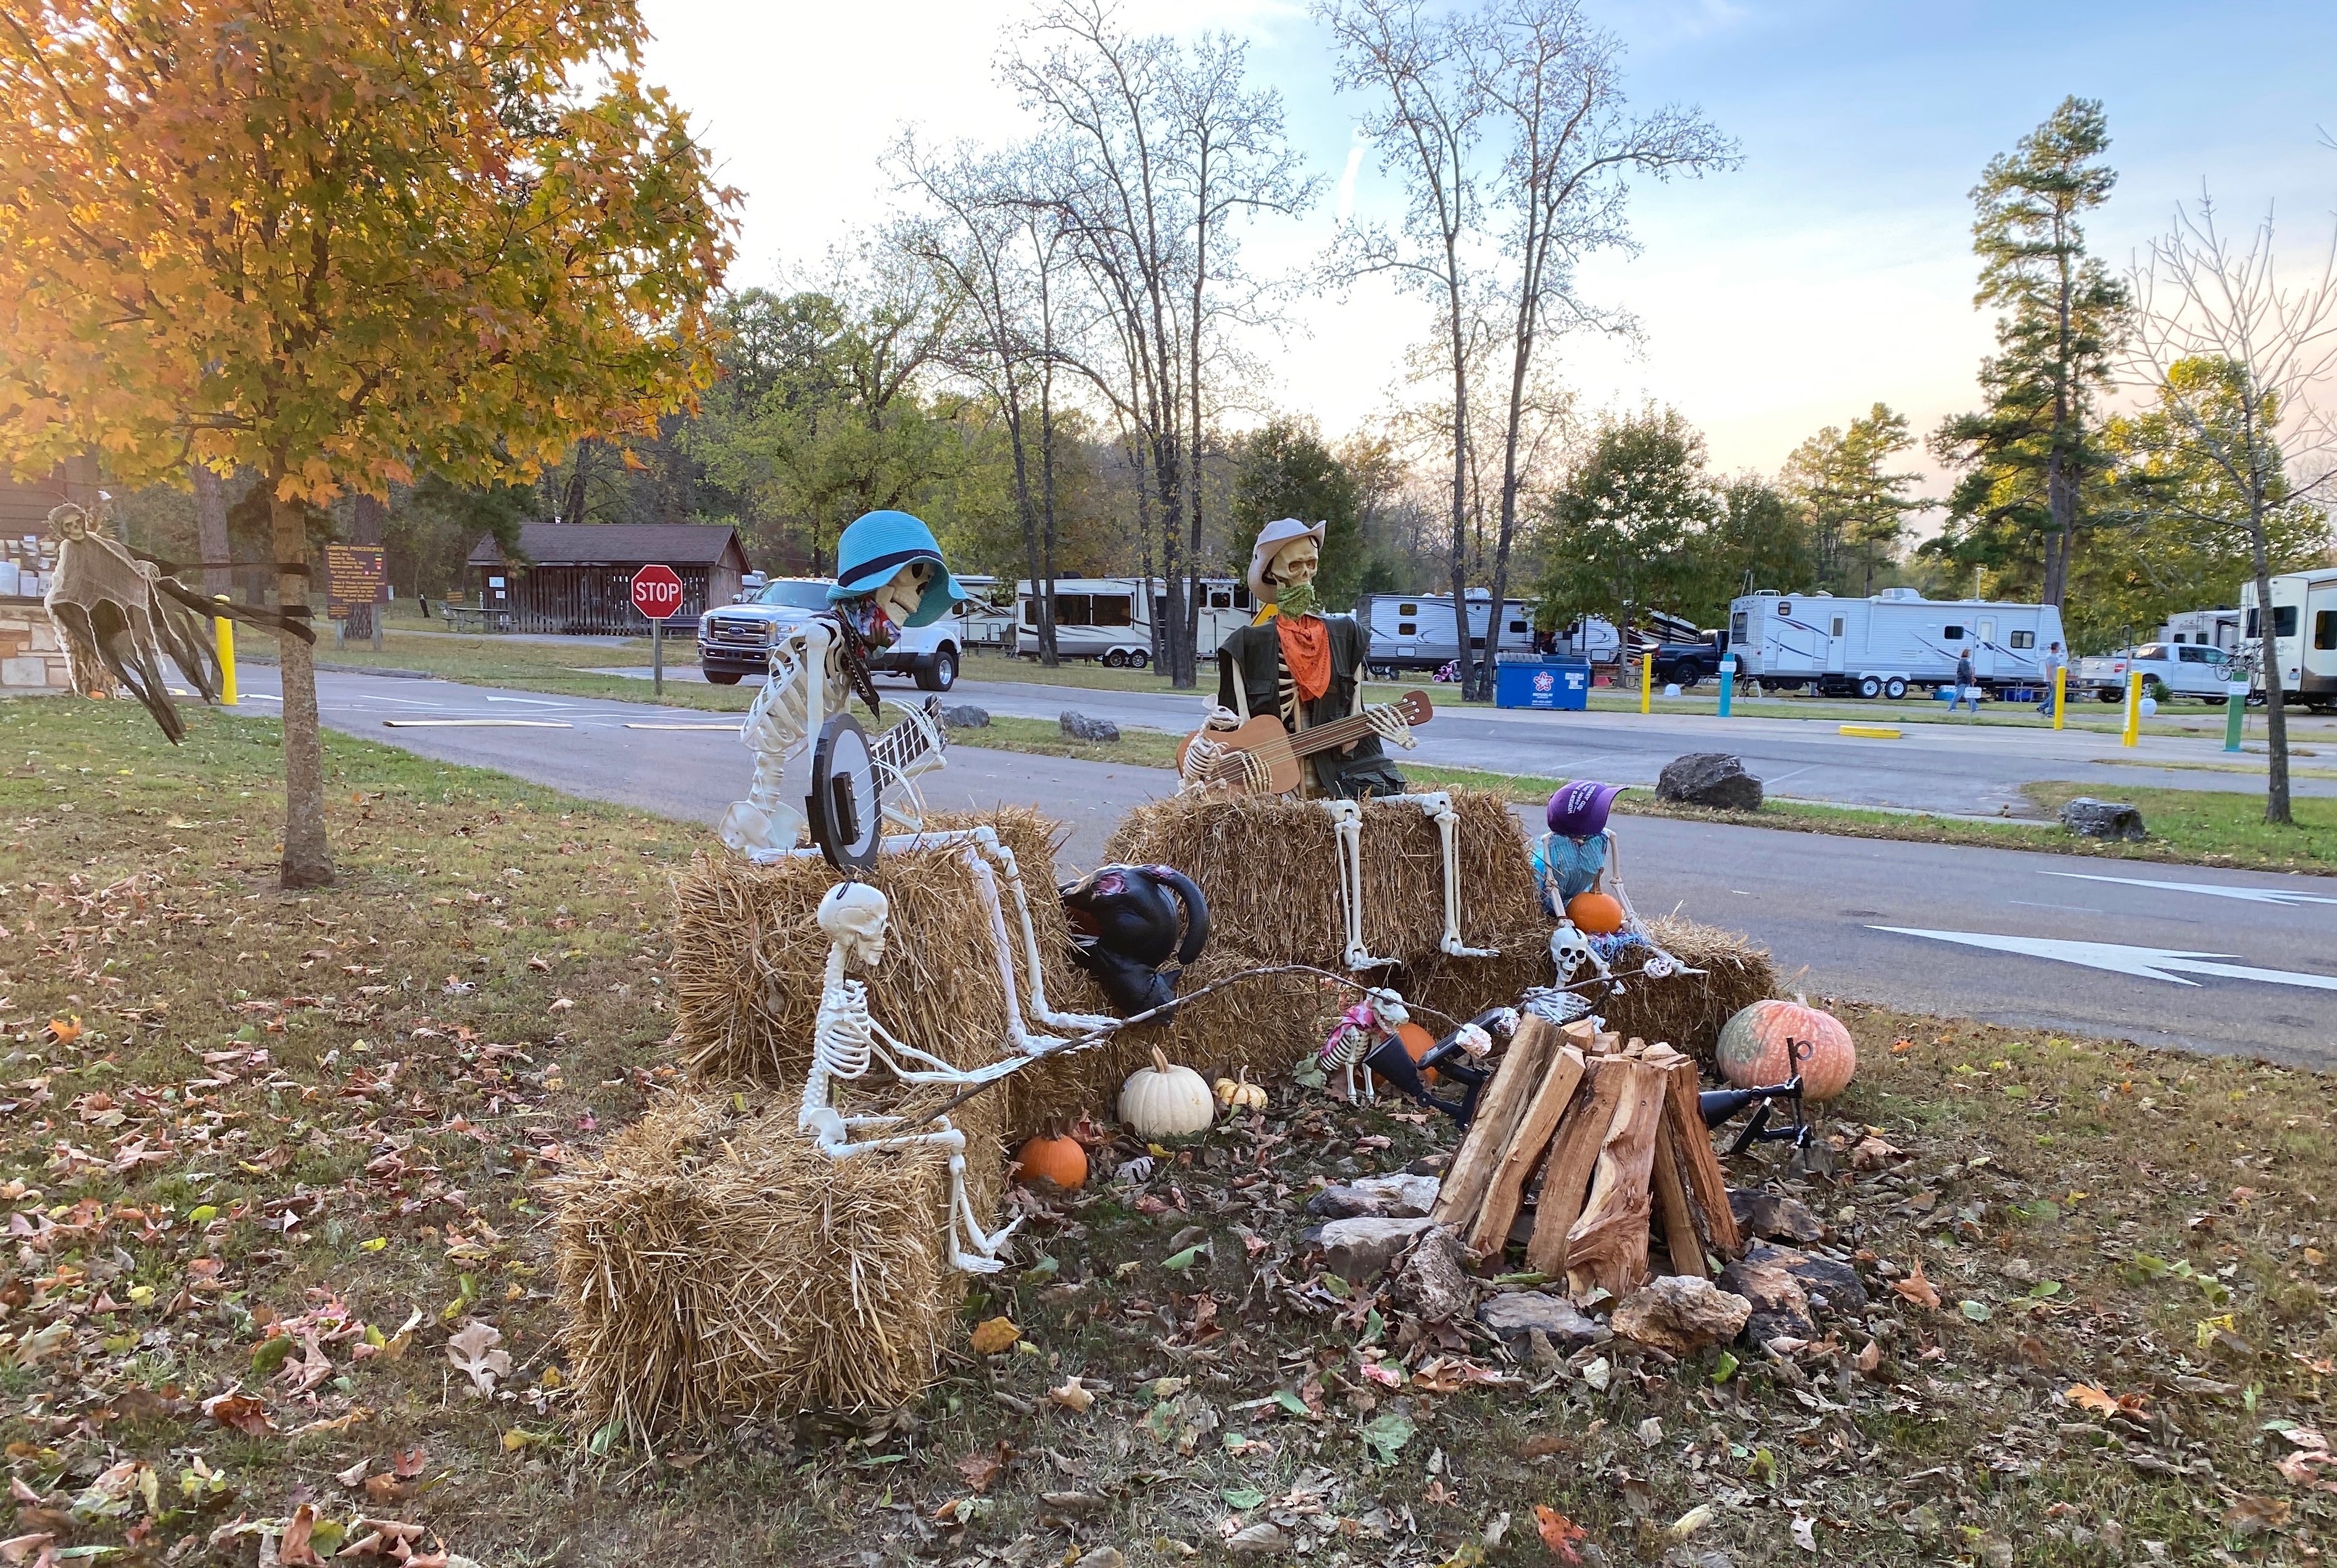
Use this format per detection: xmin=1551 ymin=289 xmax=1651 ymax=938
xmin=382 ymin=719 xmax=573 ymax=729
xmin=621 ymin=723 xmax=743 ymax=731
xmin=2005 ymin=899 xmax=2104 ymax=913
xmin=2040 ymin=870 xmax=2337 ymax=907
xmin=484 ymin=695 xmax=573 ymax=708
xmin=1874 ymin=926 xmax=2337 ymax=990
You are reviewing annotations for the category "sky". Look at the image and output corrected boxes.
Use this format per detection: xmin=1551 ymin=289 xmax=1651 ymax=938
xmin=637 ymin=0 xmax=2337 ymax=490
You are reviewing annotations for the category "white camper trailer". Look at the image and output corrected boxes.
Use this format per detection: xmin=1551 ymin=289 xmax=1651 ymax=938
xmin=2157 ymin=606 xmax=2242 ymax=654
xmin=2241 ymin=568 xmax=2337 ymax=711
xmin=1728 ymin=587 xmax=2067 ymax=698
xmin=1009 ymin=576 xmax=1252 ymax=666
xmin=1354 ymin=591 xmax=1537 ymax=672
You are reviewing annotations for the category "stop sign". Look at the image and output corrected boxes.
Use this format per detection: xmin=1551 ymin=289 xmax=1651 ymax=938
xmin=630 ymin=564 xmax=684 ymax=621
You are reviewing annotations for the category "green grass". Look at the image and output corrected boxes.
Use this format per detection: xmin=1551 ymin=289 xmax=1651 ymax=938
xmin=4 ymin=694 xmax=2333 ymax=1567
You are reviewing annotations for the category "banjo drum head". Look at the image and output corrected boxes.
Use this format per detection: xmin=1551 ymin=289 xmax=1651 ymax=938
xmin=807 ymin=711 xmax=883 ymax=871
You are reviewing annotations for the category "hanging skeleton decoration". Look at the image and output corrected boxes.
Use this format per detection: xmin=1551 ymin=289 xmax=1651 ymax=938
xmin=1058 ymin=862 xmax=1211 ymax=1017
xmin=41 ymin=501 xmax=306 ymax=743
xmin=1178 ymin=518 xmax=1486 ymax=969
xmin=720 ymin=511 xmax=962 ymax=856
xmin=798 ymin=881 xmax=1025 ymax=1274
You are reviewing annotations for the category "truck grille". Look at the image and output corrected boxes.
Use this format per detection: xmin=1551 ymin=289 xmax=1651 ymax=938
xmin=705 ymin=617 xmax=771 ymax=646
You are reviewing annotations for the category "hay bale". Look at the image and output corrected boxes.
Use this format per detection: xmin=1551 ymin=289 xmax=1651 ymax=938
xmin=552 ymin=1091 xmax=999 ymax=1438
xmin=1599 ymin=916 xmax=1776 ymax=1068
xmin=1008 ymin=945 xmax=1351 ymax=1128
xmin=1102 ymin=789 xmax=1537 ymax=970
xmin=672 ymin=808 xmax=1078 ymax=1094
xmin=1407 ymin=924 xmax=1555 ymax=1030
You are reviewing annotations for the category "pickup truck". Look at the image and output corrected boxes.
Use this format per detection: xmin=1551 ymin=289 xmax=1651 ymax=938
xmin=2077 ymin=642 xmax=2240 ymax=704
xmin=697 ymin=576 xmax=961 ymax=691
xmin=1644 ymin=635 xmax=1726 ymax=688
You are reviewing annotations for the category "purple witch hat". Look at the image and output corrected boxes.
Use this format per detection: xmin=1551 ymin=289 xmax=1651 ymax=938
xmin=1545 ymin=779 xmax=1622 ymax=838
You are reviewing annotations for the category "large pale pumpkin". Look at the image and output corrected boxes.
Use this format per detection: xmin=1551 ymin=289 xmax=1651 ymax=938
xmin=1716 ymin=999 xmax=1856 ymax=1100
xmin=1120 ymin=1046 xmax=1214 ymax=1138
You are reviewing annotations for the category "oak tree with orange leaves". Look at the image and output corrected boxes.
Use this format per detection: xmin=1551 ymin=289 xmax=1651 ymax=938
xmin=0 ymin=1 xmax=734 ymax=887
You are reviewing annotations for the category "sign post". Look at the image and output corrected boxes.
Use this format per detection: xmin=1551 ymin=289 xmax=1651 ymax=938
xmin=213 ymin=595 xmax=238 ymax=706
xmin=2122 ymin=669 xmax=2143 ymax=748
xmin=630 ymin=564 xmax=685 ymax=696
xmin=2052 ymin=662 xmax=2066 ymax=730
xmin=324 ymin=545 xmax=387 ymax=651
xmin=2225 ymin=679 xmax=2249 ymax=753
xmin=1716 ymin=655 xmax=1737 ymax=719
xmin=1639 ymin=646 xmax=1652 ymax=715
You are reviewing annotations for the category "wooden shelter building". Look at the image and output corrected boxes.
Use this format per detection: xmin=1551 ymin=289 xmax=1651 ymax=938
xmin=468 ymin=522 xmax=751 ymax=635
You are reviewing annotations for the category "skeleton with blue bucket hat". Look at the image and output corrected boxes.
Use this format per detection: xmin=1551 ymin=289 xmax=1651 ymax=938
xmin=719 ymin=510 xmax=967 ymax=858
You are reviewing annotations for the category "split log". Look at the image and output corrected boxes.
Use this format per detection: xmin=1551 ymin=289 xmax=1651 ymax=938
xmin=1563 ymin=1057 xmax=1668 ymax=1299
xmin=1463 ymin=1030 xmax=1590 ymax=1258
xmin=1648 ymin=1131 xmax=1706 ymax=1279
xmin=1431 ymin=1014 xmax=1561 ymax=1231
xmin=1658 ymin=1055 xmax=1742 ymax=1259
xmin=1523 ymin=1061 xmax=1623 ymax=1278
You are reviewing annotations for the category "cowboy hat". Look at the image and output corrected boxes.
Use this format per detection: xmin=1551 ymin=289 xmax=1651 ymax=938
xmin=1246 ymin=517 xmax=1326 ymax=604
xmin=828 ymin=510 xmax=967 ymax=628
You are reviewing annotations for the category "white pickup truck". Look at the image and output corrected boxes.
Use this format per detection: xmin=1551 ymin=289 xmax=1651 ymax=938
xmin=2077 ymin=642 xmax=2240 ymax=704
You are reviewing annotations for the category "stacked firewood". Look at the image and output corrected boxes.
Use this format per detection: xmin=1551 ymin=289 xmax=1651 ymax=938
xmin=1431 ymin=1017 xmax=1742 ymax=1297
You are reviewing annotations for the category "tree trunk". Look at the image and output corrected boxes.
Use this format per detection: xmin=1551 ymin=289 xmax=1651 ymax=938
xmin=2251 ymin=530 xmax=2291 ymax=826
xmin=268 ymin=468 xmax=334 ymax=889
xmin=192 ymin=464 xmax=233 ymax=601
xmin=2043 ymin=450 xmax=2075 ymax=607
xmin=1446 ymin=299 xmax=1474 ymax=699
xmin=343 ymin=493 xmax=385 ymax=642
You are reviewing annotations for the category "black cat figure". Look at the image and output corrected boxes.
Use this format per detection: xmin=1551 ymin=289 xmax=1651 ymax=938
xmin=1058 ymin=863 xmax=1211 ymax=1017
xmin=1357 ymin=1007 xmax=1515 ymax=1131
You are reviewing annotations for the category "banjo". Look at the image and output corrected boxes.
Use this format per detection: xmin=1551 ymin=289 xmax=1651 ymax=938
xmin=1175 ymin=689 xmax=1434 ymax=797
xmin=806 ymin=695 xmax=950 ymax=870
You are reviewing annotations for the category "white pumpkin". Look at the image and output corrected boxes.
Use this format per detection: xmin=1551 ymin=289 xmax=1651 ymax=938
xmin=1121 ymin=1046 xmax=1214 ymax=1139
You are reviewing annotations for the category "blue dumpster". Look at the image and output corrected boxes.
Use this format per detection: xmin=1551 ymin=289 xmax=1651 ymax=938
xmin=1495 ymin=659 xmax=1589 ymax=711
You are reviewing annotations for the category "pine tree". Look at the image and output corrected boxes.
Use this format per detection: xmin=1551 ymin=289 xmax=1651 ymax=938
xmin=1783 ymin=405 xmax=1925 ymax=596
xmin=1930 ymin=97 xmax=2127 ymax=606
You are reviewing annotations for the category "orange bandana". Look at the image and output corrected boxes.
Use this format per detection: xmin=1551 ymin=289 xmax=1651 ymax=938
xmin=1276 ymin=613 xmax=1331 ymax=703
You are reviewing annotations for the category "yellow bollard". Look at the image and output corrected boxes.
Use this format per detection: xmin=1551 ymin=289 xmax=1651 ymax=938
xmin=2052 ymin=663 xmax=2066 ymax=731
xmin=1640 ymin=650 xmax=1652 ymax=715
xmin=2122 ymin=669 xmax=2141 ymax=747
xmin=213 ymin=596 xmax=238 ymax=706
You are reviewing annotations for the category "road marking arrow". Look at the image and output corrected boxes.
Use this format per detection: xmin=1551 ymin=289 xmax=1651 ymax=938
xmin=2040 ymin=870 xmax=2337 ymax=908
xmin=1872 ymin=927 xmax=2337 ymax=990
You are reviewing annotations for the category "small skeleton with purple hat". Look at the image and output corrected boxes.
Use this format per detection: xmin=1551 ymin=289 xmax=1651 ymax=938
xmin=1533 ymin=780 xmax=1679 ymax=988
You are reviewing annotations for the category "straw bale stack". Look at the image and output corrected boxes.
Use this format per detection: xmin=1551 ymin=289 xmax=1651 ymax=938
xmin=672 ymin=807 xmax=1076 ymax=1092
xmin=1102 ymin=790 xmax=1539 ymax=969
xmin=1598 ymin=915 xmax=1776 ymax=1070
xmin=1431 ymin=1018 xmax=1742 ymax=1295
xmin=550 ymin=1091 xmax=1000 ymax=1437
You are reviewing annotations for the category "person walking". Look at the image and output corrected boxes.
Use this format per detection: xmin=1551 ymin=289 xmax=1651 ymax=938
xmin=2037 ymin=641 xmax=2066 ymax=715
xmin=1949 ymin=646 xmax=1979 ymax=714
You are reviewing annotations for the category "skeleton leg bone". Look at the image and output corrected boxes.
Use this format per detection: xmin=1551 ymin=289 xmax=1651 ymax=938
xmin=1317 ymin=799 xmax=1397 ymax=970
xmin=1383 ymin=792 xmax=1496 ymax=959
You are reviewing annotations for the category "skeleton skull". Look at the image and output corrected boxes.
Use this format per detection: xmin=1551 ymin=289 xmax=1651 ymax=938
xmin=1265 ymin=535 xmax=1319 ymax=596
xmin=1365 ymin=986 xmax=1408 ymax=1031
xmin=871 ymin=561 xmax=934 ymax=631
xmin=48 ymin=503 xmax=90 ymax=543
xmin=1549 ymin=919 xmax=1605 ymax=984
xmin=817 ymin=881 xmax=891 ymax=967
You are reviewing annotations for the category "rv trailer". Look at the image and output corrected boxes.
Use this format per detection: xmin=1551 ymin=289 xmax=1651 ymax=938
xmin=1009 ymin=576 xmax=1252 ymax=666
xmin=1728 ymin=587 xmax=2067 ymax=698
xmin=2241 ymin=568 xmax=2337 ymax=711
xmin=1354 ymin=591 xmax=1537 ymax=672
xmin=2157 ymin=606 xmax=2242 ymax=654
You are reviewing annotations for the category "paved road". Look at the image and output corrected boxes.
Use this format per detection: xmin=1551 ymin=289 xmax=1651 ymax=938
xmin=596 ymin=665 xmax=2336 ymax=818
xmin=243 ymin=667 xmax=2337 ymax=1068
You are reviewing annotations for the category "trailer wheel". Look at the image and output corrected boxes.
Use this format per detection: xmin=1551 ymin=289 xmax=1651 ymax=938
xmin=1856 ymin=675 xmax=1882 ymax=699
xmin=1102 ymin=650 xmax=1128 ymax=668
xmin=1883 ymin=677 xmax=1908 ymax=700
xmin=1129 ymin=650 xmax=1150 ymax=669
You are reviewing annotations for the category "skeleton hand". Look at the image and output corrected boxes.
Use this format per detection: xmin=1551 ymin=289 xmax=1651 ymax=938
xmin=1180 ymin=706 xmax=1244 ymax=789
xmin=1365 ymin=701 xmax=1417 ymax=750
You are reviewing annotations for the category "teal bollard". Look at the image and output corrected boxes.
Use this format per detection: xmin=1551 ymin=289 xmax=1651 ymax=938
xmin=2225 ymin=681 xmax=2246 ymax=753
xmin=1717 ymin=656 xmax=1735 ymax=718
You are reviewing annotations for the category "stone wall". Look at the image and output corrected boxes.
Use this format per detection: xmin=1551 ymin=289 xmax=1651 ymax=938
xmin=0 ymin=599 xmax=71 ymax=691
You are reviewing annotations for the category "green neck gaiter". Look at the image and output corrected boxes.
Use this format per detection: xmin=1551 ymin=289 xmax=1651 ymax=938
xmin=1274 ymin=580 xmax=1318 ymax=619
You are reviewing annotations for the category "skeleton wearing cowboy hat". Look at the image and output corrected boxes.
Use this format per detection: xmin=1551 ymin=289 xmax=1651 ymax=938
xmin=1181 ymin=519 xmax=1489 ymax=968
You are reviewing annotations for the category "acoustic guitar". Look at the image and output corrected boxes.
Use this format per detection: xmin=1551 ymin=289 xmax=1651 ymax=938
xmin=1177 ymin=689 xmax=1434 ymax=796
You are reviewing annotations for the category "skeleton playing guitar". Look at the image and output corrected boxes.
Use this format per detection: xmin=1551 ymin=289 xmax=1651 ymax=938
xmin=1177 ymin=689 xmax=1434 ymax=796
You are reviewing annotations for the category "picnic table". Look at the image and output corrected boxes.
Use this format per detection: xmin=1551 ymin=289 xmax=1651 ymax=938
xmin=439 ymin=604 xmax=515 ymax=633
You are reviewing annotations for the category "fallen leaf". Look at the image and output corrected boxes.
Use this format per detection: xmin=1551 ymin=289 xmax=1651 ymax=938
xmin=970 ymin=1316 xmax=1020 ymax=1356
xmin=1792 ymin=1514 xmax=1818 ymax=1551
xmin=1224 ymin=1522 xmax=1290 ymax=1554
xmin=362 ymin=1473 xmax=410 ymax=1505
xmin=43 ymin=1017 xmax=81 ymax=1046
xmin=1854 ymin=1340 xmax=1882 ymax=1374
xmin=1849 ymin=1134 xmax=1905 ymax=1171
xmin=1959 ymin=1299 xmax=1993 ymax=1323
xmin=1049 ymin=1377 xmax=1096 ymax=1413
xmin=335 ymin=1459 xmax=370 ymax=1490
xmin=392 ymin=1445 xmax=427 ymax=1479
xmin=955 ymin=1446 xmax=1007 ymax=1493
xmin=1661 ymin=1504 xmax=1716 ymax=1544
xmin=0 ymin=1535 xmax=55 ymax=1567
xmin=278 ymin=1504 xmax=326 ymax=1567
xmin=1534 ymin=1504 xmax=1589 ymax=1561
xmin=201 ymin=1391 xmax=273 ymax=1437
xmin=445 ymin=1321 xmax=511 ymax=1397
xmin=1891 ymin=1261 xmax=1941 ymax=1310
xmin=2223 ymin=1495 xmax=2291 ymax=1536
xmin=2066 ymin=1384 xmax=2148 ymax=1421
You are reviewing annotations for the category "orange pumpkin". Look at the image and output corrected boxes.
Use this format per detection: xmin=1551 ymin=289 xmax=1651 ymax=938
xmin=1565 ymin=891 xmax=1625 ymax=935
xmin=1715 ymin=999 xmax=1856 ymax=1101
xmin=1014 ymin=1133 xmax=1089 ymax=1190
xmin=1397 ymin=1020 xmax=1437 ymax=1084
